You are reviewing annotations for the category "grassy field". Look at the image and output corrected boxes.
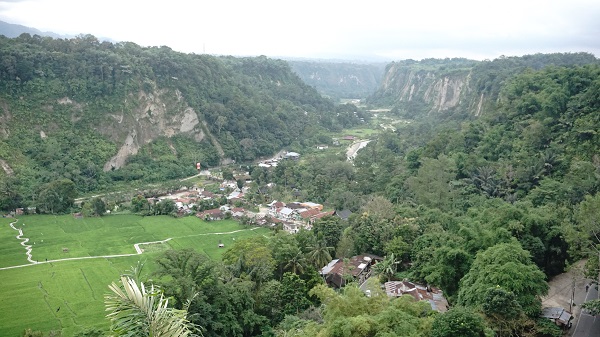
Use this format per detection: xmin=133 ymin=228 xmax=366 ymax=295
xmin=0 ymin=214 xmax=270 ymax=336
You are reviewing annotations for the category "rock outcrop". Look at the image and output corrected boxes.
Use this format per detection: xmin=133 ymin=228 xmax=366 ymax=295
xmin=102 ymin=87 xmax=206 ymax=171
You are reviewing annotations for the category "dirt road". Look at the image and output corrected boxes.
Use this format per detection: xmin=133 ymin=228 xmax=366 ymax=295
xmin=542 ymin=260 xmax=592 ymax=335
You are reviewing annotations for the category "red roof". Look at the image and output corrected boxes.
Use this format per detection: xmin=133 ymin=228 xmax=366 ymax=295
xmin=196 ymin=208 xmax=223 ymax=218
xmin=299 ymin=208 xmax=320 ymax=219
xmin=315 ymin=211 xmax=335 ymax=219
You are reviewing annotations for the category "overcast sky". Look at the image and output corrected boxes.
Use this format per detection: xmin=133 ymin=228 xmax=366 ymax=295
xmin=1 ymin=0 xmax=599 ymax=61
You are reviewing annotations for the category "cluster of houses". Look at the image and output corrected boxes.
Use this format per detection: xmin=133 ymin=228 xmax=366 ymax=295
xmin=258 ymin=151 xmax=301 ymax=168
xmin=267 ymin=200 xmax=335 ymax=233
xmin=119 ymin=163 xmax=452 ymax=314
xmin=319 ymin=254 xmax=449 ymax=313
xmin=195 ymin=198 xmax=339 ymax=233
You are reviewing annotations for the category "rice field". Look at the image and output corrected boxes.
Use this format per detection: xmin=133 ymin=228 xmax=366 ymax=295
xmin=0 ymin=214 xmax=270 ymax=336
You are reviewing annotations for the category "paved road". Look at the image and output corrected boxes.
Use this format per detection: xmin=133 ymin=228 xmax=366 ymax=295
xmin=346 ymin=140 xmax=371 ymax=160
xmin=572 ymin=284 xmax=600 ymax=337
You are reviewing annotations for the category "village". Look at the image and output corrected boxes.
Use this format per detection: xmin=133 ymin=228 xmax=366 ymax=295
xmin=140 ymin=148 xmax=456 ymax=316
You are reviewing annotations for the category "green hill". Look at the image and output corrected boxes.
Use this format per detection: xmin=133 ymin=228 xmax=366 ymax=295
xmin=0 ymin=34 xmax=364 ymax=208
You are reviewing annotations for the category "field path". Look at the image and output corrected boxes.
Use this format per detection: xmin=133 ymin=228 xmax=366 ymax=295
xmin=8 ymin=220 xmax=35 ymax=263
xmin=0 ymin=220 xmax=260 ymax=271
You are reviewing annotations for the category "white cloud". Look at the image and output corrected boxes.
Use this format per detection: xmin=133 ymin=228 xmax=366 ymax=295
xmin=0 ymin=0 xmax=598 ymax=60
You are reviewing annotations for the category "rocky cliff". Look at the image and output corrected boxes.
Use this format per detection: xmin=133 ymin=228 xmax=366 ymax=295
xmin=369 ymin=59 xmax=486 ymax=116
xmin=368 ymin=53 xmax=599 ymax=118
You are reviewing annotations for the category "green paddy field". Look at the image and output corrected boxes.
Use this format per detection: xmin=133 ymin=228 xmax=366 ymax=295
xmin=0 ymin=215 xmax=270 ymax=336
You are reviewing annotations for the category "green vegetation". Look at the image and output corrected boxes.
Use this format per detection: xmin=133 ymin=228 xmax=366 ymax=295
xmin=105 ymin=275 xmax=196 ymax=337
xmin=0 ymin=214 xmax=269 ymax=336
xmin=3 ymin=215 xmax=264 ymax=265
xmin=288 ymin=60 xmax=386 ymax=101
xmin=2 ymin=49 xmax=600 ymax=337
xmin=368 ymin=53 xmax=598 ymax=118
xmin=0 ymin=34 xmax=368 ymax=210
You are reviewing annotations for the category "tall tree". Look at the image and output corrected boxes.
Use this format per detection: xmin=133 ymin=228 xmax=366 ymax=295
xmin=306 ymin=240 xmax=333 ymax=270
xmin=222 ymin=237 xmax=275 ymax=284
xmin=36 ymin=178 xmax=77 ymax=214
xmin=372 ymin=253 xmax=398 ymax=282
xmin=570 ymin=193 xmax=600 ymax=283
xmin=457 ymin=241 xmax=548 ymax=317
xmin=431 ymin=307 xmax=489 ymax=337
xmin=406 ymin=155 xmax=457 ymax=211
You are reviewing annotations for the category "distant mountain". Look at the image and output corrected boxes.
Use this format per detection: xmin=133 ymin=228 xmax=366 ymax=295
xmin=0 ymin=20 xmax=69 ymax=39
xmin=288 ymin=60 xmax=386 ymax=101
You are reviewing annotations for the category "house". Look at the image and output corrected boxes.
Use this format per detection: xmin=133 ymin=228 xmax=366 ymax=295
xmin=227 ymin=191 xmax=243 ymax=200
xmin=285 ymin=202 xmax=305 ymax=210
xmin=314 ymin=210 xmax=335 ymax=220
xmin=300 ymin=209 xmax=334 ymax=225
xmin=320 ymin=254 xmax=383 ymax=288
xmin=300 ymin=202 xmax=323 ymax=211
xmin=284 ymin=152 xmax=300 ymax=160
xmin=541 ymin=307 xmax=573 ymax=328
xmin=342 ymin=135 xmax=356 ymax=141
xmin=196 ymin=208 xmax=224 ymax=221
xmin=278 ymin=207 xmax=295 ymax=220
xmin=316 ymin=145 xmax=329 ymax=150
xmin=283 ymin=221 xmax=300 ymax=233
xmin=200 ymin=190 xmax=215 ymax=200
xmin=384 ymin=281 xmax=449 ymax=313
xmin=231 ymin=207 xmax=245 ymax=218
xmin=299 ymin=208 xmax=321 ymax=221
xmin=335 ymin=209 xmax=353 ymax=221
xmin=268 ymin=200 xmax=285 ymax=209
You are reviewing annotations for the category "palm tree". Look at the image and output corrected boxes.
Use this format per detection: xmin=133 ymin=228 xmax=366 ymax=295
xmin=372 ymin=253 xmax=399 ymax=282
xmin=284 ymin=251 xmax=307 ymax=275
xmin=105 ymin=276 xmax=197 ymax=337
xmin=307 ymin=240 xmax=334 ymax=270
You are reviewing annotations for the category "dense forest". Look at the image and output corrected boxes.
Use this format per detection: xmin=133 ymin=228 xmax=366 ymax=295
xmin=204 ymin=59 xmax=599 ymax=337
xmin=288 ymin=60 xmax=386 ymax=101
xmin=94 ymin=56 xmax=600 ymax=337
xmin=2 ymin=31 xmax=600 ymax=337
xmin=0 ymin=34 xmax=367 ymax=210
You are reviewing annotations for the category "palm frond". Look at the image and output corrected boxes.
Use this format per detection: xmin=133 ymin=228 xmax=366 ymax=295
xmin=105 ymin=276 xmax=198 ymax=337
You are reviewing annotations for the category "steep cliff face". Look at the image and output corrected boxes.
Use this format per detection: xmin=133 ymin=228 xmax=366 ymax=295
xmin=369 ymin=54 xmax=599 ymax=118
xmin=370 ymin=59 xmax=487 ymax=116
xmin=100 ymin=87 xmax=206 ymax=171
xmin=380 ymin=66 xmax=471 ymax=113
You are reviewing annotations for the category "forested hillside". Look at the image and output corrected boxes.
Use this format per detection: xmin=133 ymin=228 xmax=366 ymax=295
xmin=0 ymin=34 xmax=365 ymax=209
xmin=288 ymin=60 xmax=386 ymax=101
xmin=245 ymin=61 xmax=600 ymax=337
xmin=368 ymin=53 xmax=598 ymax=117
